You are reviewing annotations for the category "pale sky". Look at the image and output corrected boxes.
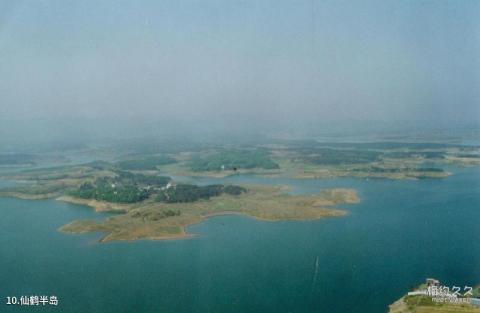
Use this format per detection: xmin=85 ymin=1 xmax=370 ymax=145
xmin=0 ymin=0 xmax=479 ymax=142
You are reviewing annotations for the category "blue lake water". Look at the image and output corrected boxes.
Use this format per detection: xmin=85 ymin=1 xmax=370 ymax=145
xmin=1 ymin=167 xmax=479 ymax=313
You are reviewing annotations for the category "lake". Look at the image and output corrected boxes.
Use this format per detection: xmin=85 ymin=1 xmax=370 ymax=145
xmin=1 ymin=167 xmax=479 ymax=313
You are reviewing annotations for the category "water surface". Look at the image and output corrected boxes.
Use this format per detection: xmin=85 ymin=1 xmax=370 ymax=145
xmin=1 ymin=167 xmax=479 ymax=312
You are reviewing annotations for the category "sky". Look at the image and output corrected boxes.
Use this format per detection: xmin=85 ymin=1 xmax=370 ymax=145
xmin=0 ymin=0 xmax=479 ymax=143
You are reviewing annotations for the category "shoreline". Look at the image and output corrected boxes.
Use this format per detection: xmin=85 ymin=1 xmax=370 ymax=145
xmin=0 ymin=173 xmax=360 ymax=243
xmin=53 ymin=186 xmax=359 ymax=243
xmin=58 ymin=203 xmax=349 ymax=243
xmin=56 ymin=195 xmax=129 ymax=213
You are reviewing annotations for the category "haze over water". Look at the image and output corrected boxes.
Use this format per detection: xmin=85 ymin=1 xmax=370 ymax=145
xmin=0 ymin=0 xmax=479 ymax=145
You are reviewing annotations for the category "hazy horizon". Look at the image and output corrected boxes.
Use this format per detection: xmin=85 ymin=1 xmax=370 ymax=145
xmin=1 ymin=0 xmax=479 ymax=144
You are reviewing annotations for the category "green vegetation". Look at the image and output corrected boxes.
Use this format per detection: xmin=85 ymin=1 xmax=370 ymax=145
xmin=474 ymin=286 xmax=480 ymax=298
xmin=273 ymin=140 xmax=480 ymax=179
xmin=69 ymin=182 xmax=149 ymax=203
xmin=2 ymin=139 xmax=477 ymax=203
xmin=131 ymin=208 xmax=181 ymax=221
xmin=156 ymin=184 xmax=246 ymax=203
xmin=188 ymin=149 xmax=279 ymax=172
xmin=67 ymin=171 xmax=171 ymax=204
xmin=64 ymin=171 xmax=245 ymax=205
xmin=285 ymin=141 xmax=477 ymax=166
xmin=113 ymin=171 xmax=171 ymax=186
xmin=299 ymin=148 xmax=382 ymax=165
xmin=404 ymin=295 xmax=436 ymax=308
xmin=1 ymin=182 xmax=69 ymax=197
xmin=115 ymin=155 xmax=176 ymax=170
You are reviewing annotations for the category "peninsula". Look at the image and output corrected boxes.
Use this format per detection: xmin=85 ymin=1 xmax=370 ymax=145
xmin=0 ymin=162 xmax=359 ymax=242
xmin=58 ymin=185 xmax=358 ymax=242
